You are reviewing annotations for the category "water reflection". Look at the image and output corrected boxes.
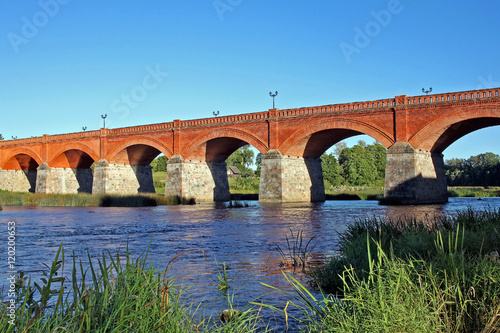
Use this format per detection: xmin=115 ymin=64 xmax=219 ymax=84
xmin=1 ymin=197 xmax=499 ymax=331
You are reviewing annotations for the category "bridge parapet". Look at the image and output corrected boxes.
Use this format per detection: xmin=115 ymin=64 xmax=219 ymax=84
xmin=278 ymin=97 xmax=396 ymax=118
xmin=406 ymin=88 xmax=500 ymax=106
xmin=180 ymin=111 xmax=269 ymax=127
xmin=108 ymin=122 xmax=174 ymax=134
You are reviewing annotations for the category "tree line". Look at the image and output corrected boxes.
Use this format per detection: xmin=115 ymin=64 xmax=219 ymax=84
xmin=445 ymin=153 xmax=500 ymax=186
xmin=224 ymin=141 xmax=387 ymax=187
xmin=321 ymin=141 xmax=386 ymax=187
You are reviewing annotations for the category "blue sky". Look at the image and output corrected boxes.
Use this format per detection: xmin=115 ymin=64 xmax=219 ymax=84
xmin=1 ymin=1 xmax=499 ymax=160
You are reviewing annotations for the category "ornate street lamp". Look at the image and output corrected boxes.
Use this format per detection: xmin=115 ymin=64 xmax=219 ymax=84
xmin=82 ymin=126 xmax=87 ymax=132
xmin=422 ymin=87 xmax=432 ymax=95
xmin=101 ymin=114 xmax=107 ymax=128
xmin=269 ymin=91 xmax=278 ymax=108
xmin=213 ymin=111 xmax=220 ymax=117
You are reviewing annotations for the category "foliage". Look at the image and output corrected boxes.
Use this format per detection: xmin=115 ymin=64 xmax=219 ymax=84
xmin=0 ymin=191 xmax=194 ymax=206
xmin=0 ymin=244 xmax=269 ymax=332
xmin=260 ymin=208 xmax=500 ymax=332
xmin=448 ymin=186 xmax=500 ymax=198
xmin=153 ymin=171 xmax=167 ymax=194
xmin=339 ymin=145 xmax=377 ymax=185
xmin=321 ymin=153 xmax=343 ymax=186
xmin=0 ymin=244 xmax=196 ymax=332
xmin=0 ymin=133 xmax=3 ymax=140
xmin=445 ymin=152 xmax=500 ymax=186
xmin=226 ymin=144 xmax=255 ymax=176
xmin=228 ymin=176 xmax=260 ymax=193
xmin=322 ymin=142 xmax=386 ymax=187
xmin=255 ymin=152 xmax=262 ymax=176
xmin=151 ymin=155 xmax=168 ymax=172
xmin=333 ymin=141 xmax=347 ymax=158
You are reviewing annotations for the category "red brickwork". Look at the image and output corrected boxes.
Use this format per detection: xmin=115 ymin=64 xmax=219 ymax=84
xmin=1 ymin=88 xmax=499 ymax=171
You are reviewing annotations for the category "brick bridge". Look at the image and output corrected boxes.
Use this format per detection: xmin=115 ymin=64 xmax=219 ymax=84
xmin=1 ymin=87 xmax=499 ymax=204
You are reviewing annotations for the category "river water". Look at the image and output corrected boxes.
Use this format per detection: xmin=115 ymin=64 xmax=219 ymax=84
xmin=1 ymin=197 xmax=500 ymax=331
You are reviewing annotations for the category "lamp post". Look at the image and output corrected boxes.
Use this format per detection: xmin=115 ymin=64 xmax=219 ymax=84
xmin=213 ymin=111 xmax=220 ymax=117
xmin=101 ymin=114 xmax=107 ymax=128
xmin=82 ymin=126 xmax=87 ymax=132
xmin=269 ymin=91 xmax=278 ymax=109
xmin=422 ymin=87 xmax=432 ymax=95
xmin=11 ymin=136 xmax=17 ymax=140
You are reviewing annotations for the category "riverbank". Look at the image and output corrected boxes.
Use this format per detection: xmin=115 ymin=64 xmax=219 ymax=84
xmin=1 ymin=207 xmax=498 ymax=331
xmin=1 ymin=185 xmax=499 ymax=208
xmin=0 ymin=191 xmax=195 ymax=207
xmin=448 ymin=186 xmax=500 ymax=197
xmin=310 ymin=207 xmax=500 ymax=332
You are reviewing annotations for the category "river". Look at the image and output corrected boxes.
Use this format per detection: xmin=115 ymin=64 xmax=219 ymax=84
xmin=1 ymin=197 xmax=500 ymax=331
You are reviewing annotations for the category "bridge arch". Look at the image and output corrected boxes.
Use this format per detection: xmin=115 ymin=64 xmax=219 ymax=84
xmin=1 ymin=148 xmax=42 ymax=170
xmin=106 ymin=137 xmax=173 ymax=165
xmin=278 ymin=117 xmax=394 ymax=158
xmin=49 ymin=143 xmax=99 ymax=168
xmin=181 ymin=127 xmax=268 ymax=162
xmin=0 ymin=148 xmax=42 ymax=193
xmin=409 ymin=105 xmax=500 ymax=153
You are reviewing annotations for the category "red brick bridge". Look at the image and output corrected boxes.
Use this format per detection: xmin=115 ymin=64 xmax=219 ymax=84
xmin=1 ymin=87 xmax=499 ymax=204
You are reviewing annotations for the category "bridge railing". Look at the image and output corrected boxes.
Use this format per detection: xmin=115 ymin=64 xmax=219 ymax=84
xmin=47 ymin=130 xmax=101 ymax=141
xmin=180 ymin=111 xmax=269 ymax=127
xmin=278 ymin=97 xmax=397 ymax=117
xmin=1 ymin=88 xmax=499 ymax=146
xmin=406 ymin=88 xmax=499 ymax=106
xmin=107 ymin=122 xmax=174 ymax=134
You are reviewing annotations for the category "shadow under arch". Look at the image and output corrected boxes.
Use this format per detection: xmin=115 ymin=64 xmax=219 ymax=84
xmin=181 ymin=127 xmax=268 ymax=161
xmin=278 ymin=117 xmax=394 ymax=158
xmin=409 ymin=105 xmax=500 ymax=153
xmin=1 ymin=149 xmax=42 ymax=193
xmin=106 ymin=137 xmax=173 ymax=163
xmin=46 ymin=148 xmax=98 ymax=193
xmin=104 ymin=138 xmax=173 ymax=194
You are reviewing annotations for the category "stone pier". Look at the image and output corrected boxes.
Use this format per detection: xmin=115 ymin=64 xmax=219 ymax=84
xmin=165 ymin=155 xmax=230 ymax=202
xmin=384 ymin=143 xmax=448 ymax=205
xmin=0 ymin=168 xmax=37 ymax=193
xmin=259 ymin=150 xmax=325 ymax=203
xmin=92 ymin=159 xmax=155 ymax=194
xmin=35 ymin=163 xmax=93 ymax=194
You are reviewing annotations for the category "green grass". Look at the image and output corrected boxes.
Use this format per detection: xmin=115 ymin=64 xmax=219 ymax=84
xmin=153 ymin=171 xmax=167 ymax=194
xmin=0 ymin=244 xmax=269 ymax=333
xmin=0 ymin=191 xmax=195 ymax=207
xmin=2 ymin=208 xmax=499 ymax=331
xmin=304 ymin=207 xmax=500 ymax=332
xmin=325 ymin=186 xmax=384 ymax=200
xmin=448 ymin=186 xmax=500 ymax=197
xmin=228 ymin=177 xmax=260 ymax=194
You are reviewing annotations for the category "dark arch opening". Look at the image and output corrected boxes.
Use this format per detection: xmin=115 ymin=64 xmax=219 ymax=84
xmin=1 ymin=154 xmax=39 ymax=192
xmin=112 ymin=144 xmax=164 ymax=194
xmin=51 ymin=149 xmax=96 ymax=193
xmin=442 ymin=126 xmax=500 ymax=190
xmin=203 ymin=137 xmax=260 ymax=201
xmin=432 ymin=117 xmax=500 ymax=154
xmin=285 ymin=129 xmax=387 ymax=202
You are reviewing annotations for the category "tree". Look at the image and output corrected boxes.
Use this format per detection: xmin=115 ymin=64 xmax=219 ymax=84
xmin=445 ymin=153 xmax=500 ymax=186
xmin=226 ymin=144 xmax=255 ymax=175
xmin=334 ymin=141 xmax=347 ymax=158
xmin=255 ymin=152 xmax=263 ymax=176
xmin=357 ymin=140 xmax=367 ymax=148
xmin=0 ymin=133 xmax=3 ymax=140
xmin=151 ymin=155 xmax=168 ymax=172
xmin=321 ymin=153 xmax=343 ymax=186
xmin=365 ymin=142 xmax=387 ymax=180
xmin=339 ymin=145 xmax=377 ymax=185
